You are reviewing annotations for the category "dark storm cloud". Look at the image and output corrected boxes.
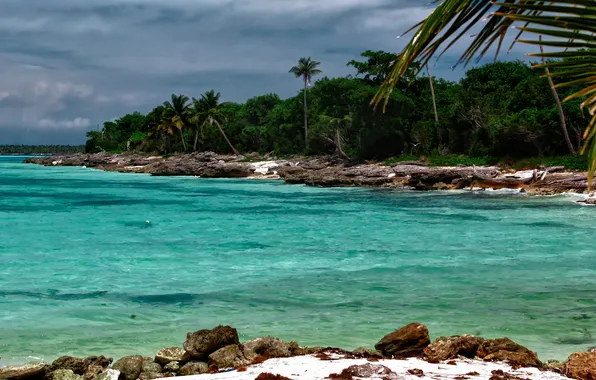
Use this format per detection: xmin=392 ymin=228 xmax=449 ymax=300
xmin=0 ymin=0 xmax=523 ymax=144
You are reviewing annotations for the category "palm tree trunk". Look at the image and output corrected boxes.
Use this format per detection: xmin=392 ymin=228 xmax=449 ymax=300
xmin=193 ymin=124 xmax=199 ymax=152
xmin=213 ymin=119 xmax=240 ymax=155
xmin=426 ymin=64 xmax=441 ymax=145
xmin=303 ymin=78 xmax=309 ymax=151
xmin=335 ymin=128 xmax=349 ymax=159
xmin=539 ymin=36 xmax=575 ymax=155
xmin=179 ymin=129 xmax=187 ymax=152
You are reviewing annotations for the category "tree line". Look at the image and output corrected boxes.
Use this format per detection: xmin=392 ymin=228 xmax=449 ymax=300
xmin=86 ymin=50 xmax=586 ymax=161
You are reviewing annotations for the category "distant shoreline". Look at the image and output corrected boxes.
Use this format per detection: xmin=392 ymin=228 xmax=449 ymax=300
xmin=21 ymin=152 xmax=596 ymax=199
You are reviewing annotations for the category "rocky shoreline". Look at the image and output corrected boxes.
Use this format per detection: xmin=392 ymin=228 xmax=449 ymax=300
xmin=22 ymin=153 xmax=596 ymax=198
xmin=1 ymin=323 xmax=595 ymax=380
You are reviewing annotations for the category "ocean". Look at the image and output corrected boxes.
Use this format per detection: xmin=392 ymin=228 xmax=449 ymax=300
xmin=1 ymin=155 xmax=595 ymax=365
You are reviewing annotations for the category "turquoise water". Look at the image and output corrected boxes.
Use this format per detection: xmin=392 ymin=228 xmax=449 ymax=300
xmin=1 ymin=155 xmax=595 ymax=365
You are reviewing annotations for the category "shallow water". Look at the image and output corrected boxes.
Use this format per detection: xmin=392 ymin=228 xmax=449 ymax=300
xmin=1 ymin=155 xmax=595 ymax=364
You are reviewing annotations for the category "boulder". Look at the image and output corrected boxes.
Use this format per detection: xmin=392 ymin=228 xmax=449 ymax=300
xmin=82 ymin=366 xmax=103 ymax=380
xmin=140 ymin=362 xmax=161 ymax=374
xmin=199 ymin=163 xmax=253 ymax=178
xmin=478 ymin=338 xmax=542 ymax=367
xmin=254 ymin=374 xmax=292 ymax=380
xmin=177 ymin=362 xmax=209 ymax=376
xmin=208 ymin=345 xmax=248 ymax=369
xmin=111 ymin=356 xmax=143 ymax=380
xmin=162 ymin=361 xmax=180 ymax=373
xmin=154 ymin=347 xmax=188 ymax=365
xmin=374 ymin=323 xmax=430 ymax=357
xmin=46 ymin=357 xmax=111 ymax=380
xmin=423 ymin=335 xmax=485 ymax=362
xmin=545 ymin=360 xmax=566 ymax=373
xmin=51 ymin=370 xmax=82 ymax=380
xmin=328 ymin=363 xmax=399 ymax=379
xmin=565 ymin=352 xmax=596 ymax=380
xmin=352 ymin=347 xmax=384 ymax=358
xmin=242 ymin=337 xmax=294 ymax=361
xmin=137 ymin=373 xmax=162 ymax=380
xmin=0 ymin=362 xmax=48 ymax=380
xmin=90 ymin=370 xmax=119 ymax=380
xmin=183 ymin=325 xmax=239 ymax=360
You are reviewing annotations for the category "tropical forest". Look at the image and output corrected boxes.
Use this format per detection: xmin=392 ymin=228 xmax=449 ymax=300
xmin=84 ymin=51 xmax=589 ymax=168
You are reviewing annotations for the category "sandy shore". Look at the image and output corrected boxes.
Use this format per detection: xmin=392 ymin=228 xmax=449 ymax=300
xmin=173 ymin=355 xmax=568 ymax=380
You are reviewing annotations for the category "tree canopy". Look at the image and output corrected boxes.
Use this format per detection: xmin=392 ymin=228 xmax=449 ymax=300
xmin=85 ymin=51 xmax=586 ymax=165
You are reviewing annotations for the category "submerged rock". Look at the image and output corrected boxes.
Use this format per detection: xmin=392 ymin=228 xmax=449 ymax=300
xmin=208 ymin=344 xmax=248 ymax=369
xmin=183 ymin=325 xmax=240 ymax=360
xmin=424 ymin=335 xmax=484 ymax=362
xmin=0 ymin=362 xmax=48 ymax=380
xmin=565 ymin=352 xmax=596 ymax=380
xmin=111 ymin=356 xmax=143 ymax=380
xmin=177 ymin=362 xmax=209 ymax=376
xmin=375 ymin=322 xmax=430 ymax=357
xmin=154 ymin=347 xmax=188 ymax=365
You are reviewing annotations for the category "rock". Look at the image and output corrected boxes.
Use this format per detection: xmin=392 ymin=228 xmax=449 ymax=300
xmin=352 ymin=347 xmax=384 ymax=358
xmin=254 ymin=374 xmax=292 ymax=380
xmin=140 ymin=362 xmax=161 ymax=374
xmin=183 ymin=325 xmax=240 ymax=360
xmin=162 ymin=362 xmax=180 ymax=373
xmin=565 ymin=352 xmax=596 ymax=380
xmin=208 ymin=344 xmax=249 ymax=369
xmin=374 ymin=322 xmax=430 ymax=357
xmin=137 ymin=373 xmax=162 ymax=380
xmin=177 ymin=362 xmax=209 ymax=376
xmin=91 ymin=370 xmax=119 ymax=380
xmin=424 ymin=335 xmax=485 ymax=362
xmin=545 ymin=360 xmax=565 ymax=373
xmin=479 ymin=338 xmax=542 ymax=367
xmin=0 ymin=363 xmax=49 ymax=380
xmin=328 ymin=363 xmax=399 ymax=379
xmin=46 ymin=357 xmax=112 ymax=380
xmin=242 ymin=337 xmax=294 ymax=361
xmin=111 ymin=356 xmax=143 ymax=380
xmin=82 ymin=366 xmax=103 ymax=380
xmin=51 ymin=370 xmax=82 ymax=380
xmin=154 ymin=347 xmax=189 ymax=365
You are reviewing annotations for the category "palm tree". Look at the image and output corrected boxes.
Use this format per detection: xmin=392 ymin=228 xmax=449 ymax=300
xmin=190 ymin=98 xmax=205 ymax=152
xmin=162 ymin=94 xmax=191 ymax=152
xmin=319 ymin=115 xmax=351 ymax=159
xmin=289 ymin=57 xmax=322 ymax=151
xmin=197 ymin=90 xmax=240 ymax=155
xmin=372 ymin=1 xmax=596 ymax=184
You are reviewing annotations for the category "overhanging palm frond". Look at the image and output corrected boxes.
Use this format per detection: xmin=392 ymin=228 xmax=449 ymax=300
xmin=375 ymin=0 xmax=596 ymax=186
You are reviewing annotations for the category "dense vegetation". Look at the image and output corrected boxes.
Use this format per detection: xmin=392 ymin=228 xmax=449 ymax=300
xmin=86 ymin=51 xmax=587 ymax=164
xmin=0 ymin=145 xmax=84 ymax=154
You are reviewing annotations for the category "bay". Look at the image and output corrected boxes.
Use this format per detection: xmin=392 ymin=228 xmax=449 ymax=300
xmin=1 ymin=155 xmax=595 ymax=364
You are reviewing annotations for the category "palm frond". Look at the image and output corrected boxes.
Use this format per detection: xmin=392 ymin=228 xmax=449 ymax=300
xmin=376 ymin=0 xmax=596 ymax=188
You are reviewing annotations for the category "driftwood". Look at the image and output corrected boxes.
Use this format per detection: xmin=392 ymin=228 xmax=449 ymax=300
xmin=469 ymin=169 xmax=538 ymax=190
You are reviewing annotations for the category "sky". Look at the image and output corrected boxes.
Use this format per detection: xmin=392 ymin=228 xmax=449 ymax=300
xmin=0 ymin=0 xmax=526 ymax=145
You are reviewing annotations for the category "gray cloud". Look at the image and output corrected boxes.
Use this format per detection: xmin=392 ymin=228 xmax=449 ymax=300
xmin=0 ymin=0 xmax=523 ymax=145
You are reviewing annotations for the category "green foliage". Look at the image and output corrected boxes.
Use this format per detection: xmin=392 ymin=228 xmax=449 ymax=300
xmin=87 ymin=53 xmax=585 ymax=166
